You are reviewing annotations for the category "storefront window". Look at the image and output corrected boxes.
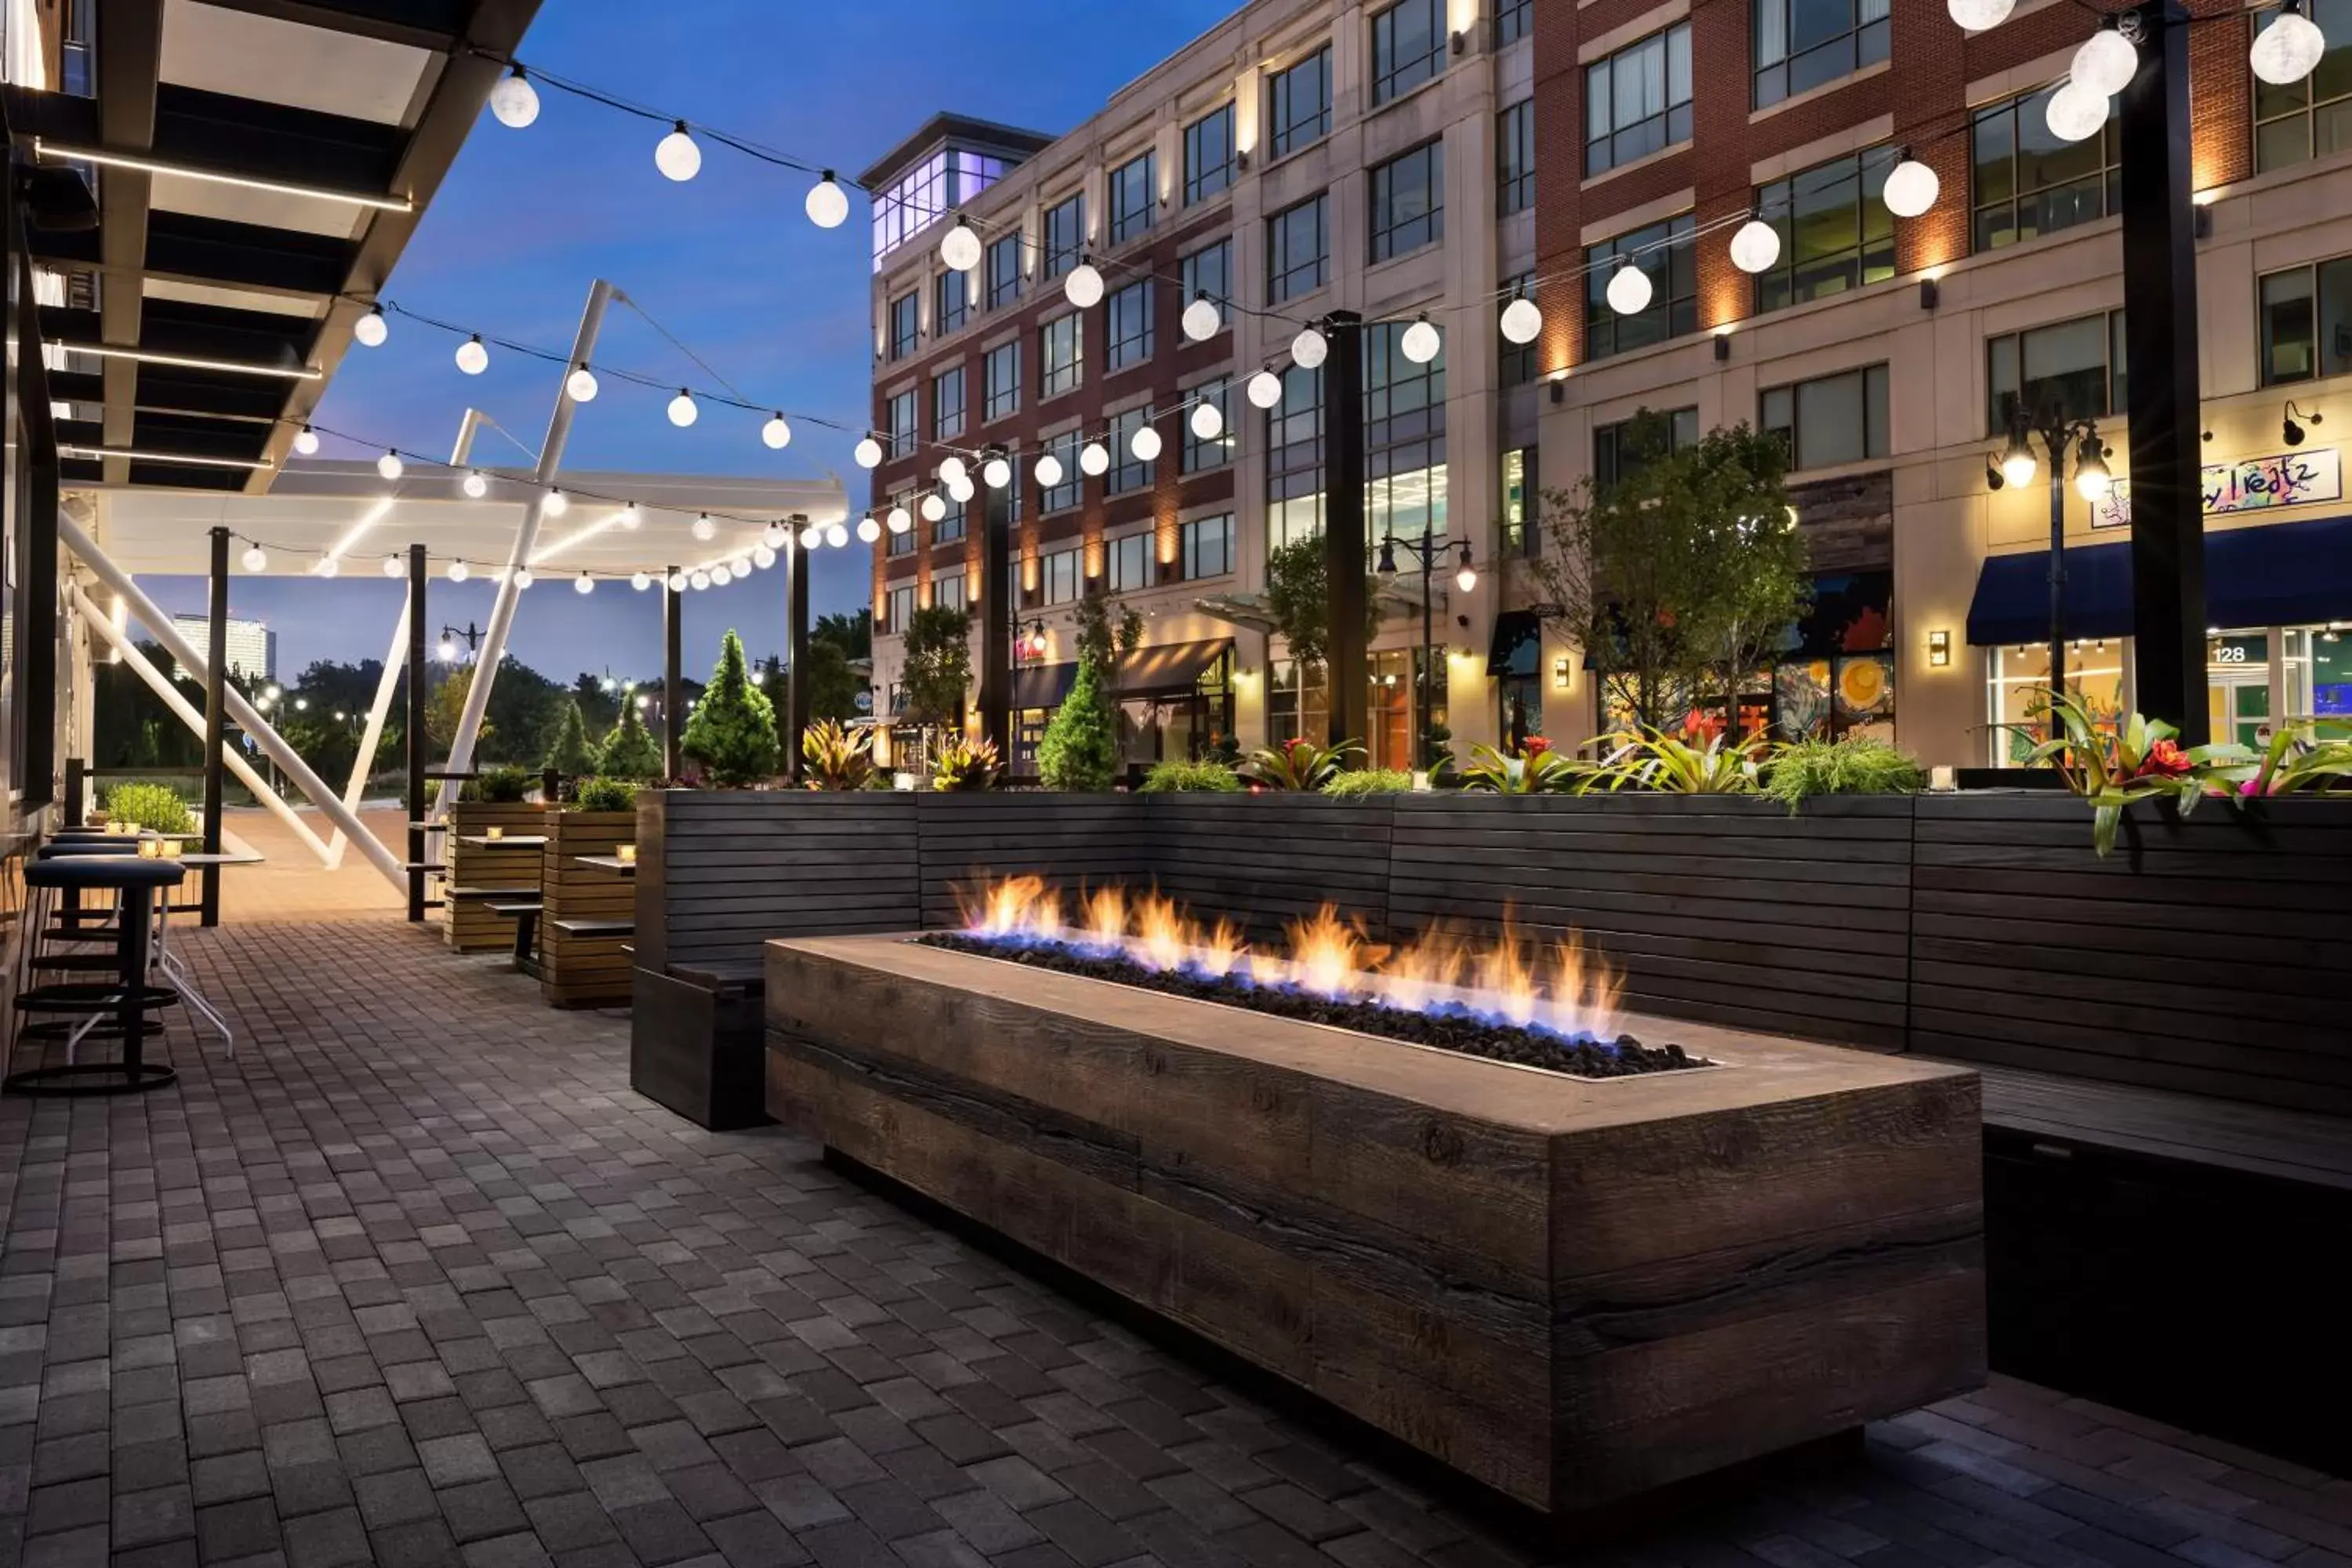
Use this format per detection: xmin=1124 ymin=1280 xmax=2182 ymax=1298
xmin=2313 ymin=624 xmax=2351 ymax=719
xmin=1269 ymin=658 xmax=1329 ymax=747
xmin=1985 ymin=640 xmax=2129 ymax=764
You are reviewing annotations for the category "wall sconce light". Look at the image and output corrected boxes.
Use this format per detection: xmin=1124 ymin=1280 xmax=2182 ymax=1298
xmin=1450 ymin=28 xmax=1466 ymax=54
xmin=1984 ymin=452 xmax=2007 ymax=492
xmin=1552 ymin=655 xmax=1572 ymax=691
xmin=1713 ymin=332 xmax=1731 ymax=361
xmin=1236 ymin=148 xmax=1250 ymax=170
xmin=2194 ymin=205 xmax=2213 ymax=240
xmin=1928 ymin=630 xmax=1951 ymax=668
xmin=1918 ymin=276 xmax=1940 ymax=311
xmin=1548 ymin=379 xmax=1566 ymax=405
xmin=2284 ymin=401 xmax=2322 ymax=446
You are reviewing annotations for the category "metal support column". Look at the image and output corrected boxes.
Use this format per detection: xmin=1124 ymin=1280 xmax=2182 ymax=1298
xmin=663 ymin=569 xmax=683 ymax=778
xmin=978 ymin=462 xmax=1013 ymax=764
xmin=407 ymin=544 xmax=428 ymax=922
xmin=200 ymin=525 xmax=228 ymax=926
xmin=1323 ymin=311 xmax=1369 ymax=749
xmin=2119 ymin=0 xmax=2207 ymax=743
xmin=785 ymin=532 xmax=811 ymax=781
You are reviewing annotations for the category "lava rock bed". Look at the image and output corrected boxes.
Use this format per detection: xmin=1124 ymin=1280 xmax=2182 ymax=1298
xmin=915 ymin=933 xmax=1704 ymax=1079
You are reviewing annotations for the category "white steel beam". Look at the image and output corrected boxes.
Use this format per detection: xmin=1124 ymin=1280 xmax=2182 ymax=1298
xmin=325 ymin=601 xmax=409 ymax=869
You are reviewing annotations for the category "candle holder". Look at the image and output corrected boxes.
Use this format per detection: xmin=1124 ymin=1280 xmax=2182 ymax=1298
xmin=616 ymin=844 xmax=637 ymax=864
xmin=485 ymin=825 xmax=503 ymax=840
xmin=137 ymin=839 xmax=162 ymax=858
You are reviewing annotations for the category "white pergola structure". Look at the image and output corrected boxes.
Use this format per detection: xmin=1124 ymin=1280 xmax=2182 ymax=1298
xmin=66 ymin=459 xmax=848 ymax=891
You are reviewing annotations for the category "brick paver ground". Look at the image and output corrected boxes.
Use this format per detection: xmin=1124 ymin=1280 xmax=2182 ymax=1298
xmin=5 ymin=913 xmax=2349 ymax=1568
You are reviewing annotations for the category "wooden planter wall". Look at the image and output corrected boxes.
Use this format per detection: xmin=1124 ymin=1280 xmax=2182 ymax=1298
xmin=445 ymin=801 xmax=548 ymax=953
xmin=539 ymin=810 xmax=636 ymax=1008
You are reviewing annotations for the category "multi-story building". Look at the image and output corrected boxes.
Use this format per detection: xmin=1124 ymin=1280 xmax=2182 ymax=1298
xmin=863 ymin=0 xmax=1533 ymax=774
xmin=170 ymin=616 xmax=276 ymax=684
xmin=867 ymin=0 xmax=2352 ymax=773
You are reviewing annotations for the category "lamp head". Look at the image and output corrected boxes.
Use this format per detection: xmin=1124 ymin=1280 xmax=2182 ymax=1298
xmin=1375 ymin=539 xmax=1399 ymax=577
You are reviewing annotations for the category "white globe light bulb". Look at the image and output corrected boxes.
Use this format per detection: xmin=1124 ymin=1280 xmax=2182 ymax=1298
xmin=667 ymin=390 xmax=698 ymax=427
xmin=691 ymin=513 xmax=716 ymax=541
xmin=448 ymin=560 xmax=470 ymax=583
xmin=514 ymin=568 xmax=533 ymax=589
xmin=1882 ymin=158 xmax=1941 ymax=220
xmin=619 ymin=503 xmax=642 ymax=531
xmin=318 ymin=557 xmax=339 ymax=579
xmin=799 ymin=521 xmax=825 ymax=549
xmin=1035 ymin=453 xmax=1065 ymax=488
xmin=631 ymin=571 xmax=652 ymax=591
xmin=1190 ymin=401 xmax=1223 ymax=441
xmin=1947 ymin=0 xmax=2016 ymax=28
xmin=566 ymin=365 xmax=599 ymax=402
xmin=2045 ymin=81 xmax=2110 ymax=143
xmin=543 ymin=488 xmax=568 ymax=517
xmin=983 ymin=456 xmax=1012 ymax=489
xmin=488 ymin=69 xmax=539 ymax=129
xmin=377 ymin=449 xmax=404 ymax=481
xmin=1131 ymin=424 xmax=1163 ymax=463
xmin=575 ymin=572 xmax=595 ymax=595
xmin=939 ymin=219 xmax=982 ymax=272
xmin=806 ymin=173 xmax=849 ymax=230
xmin=1064 ymin=262 xmax=1105 ymax=309
xmin=920 ymin=493 xmax=947 ymax=522
xmin=856 ymin=515 xmax=881 ymax=543
xmin=462 ymin=469 xmax=488 ymax=499
xmin=1730 ymin=219 xmax=1782 ymax=274
xmin=1606 ymin=263 xmax=1653 ymax=316
xmin=1457 ymin=565 xmax=1478 ymax=595
xmin=1400 ymin=316 xmax=1442 ymax=365
xmin=753 ymin=544 xmax=777 ymax=570
xmin=763 ymin=522 xmax=787 ymax=549
xmin=762 ymin=413 xmax=792 ymax=449
xmin=655 ymin=122 xmax=701 ymax=181
xmin=383 ymin=555 xmax=403 ymax=578
xmin=1247 ymin=368 xmax=1284 ymax=409
xmin=2072 ymin=28 xmax=2139 ymax=97
xmin=1182 ymin=297 xmax=1221 ymax=342
xmin=2252 ymin=3 xmax=2327 ymax=85
xmin=887 ymin=505 xmax=911 ymax=534
xmin=241 ymin=545 xmax=267 ymax=572
xmin=1499 ymin=298 xmax=1542 ymax=346
xmin=949 ymin=477 xmax=975 ymax=504
xmin=2077 ymin=466 xmax=2112 ymax=503
xmin=1080 ymin=441 xmax=1109 ymax=477
xmin=825 ymin=521 xmax=848 ymax=548
xmin=292 ymin=425 xmax=320 ymax=456
xmin=853 ymin=437 xmax=883 ymax=468
xmin=1291 ymin=327 xmax=1328 ymax=369
xmin=710 ymin=564 xmax=733 ymax=586
xmin=938 ymin=455 xmax=968 ymax=487
xmin=666 ymin=571 xmax=688 ymax=592
xmin=353 ymin=307 xmax=387 ymax=348
xmin=455 ymin=335 xmax=488 ymax=375
xmin=690 ymin=569 xmax=711 ymax=590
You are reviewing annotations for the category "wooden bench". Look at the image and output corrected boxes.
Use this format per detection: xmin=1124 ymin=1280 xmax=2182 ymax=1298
xmin=485 ymin=899 xmax=543 ymax=971
xmin=541 ymin=811 xmax=637 ymax=1009
xmin=551 ymin=918 xmax=632 ymax=939
xmin=631 ymin=958 xmax=770 ymax=1131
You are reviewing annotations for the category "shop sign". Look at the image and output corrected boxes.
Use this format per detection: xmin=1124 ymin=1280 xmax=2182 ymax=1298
xmin=2090 ymin=448 xmax=2342 ymax=529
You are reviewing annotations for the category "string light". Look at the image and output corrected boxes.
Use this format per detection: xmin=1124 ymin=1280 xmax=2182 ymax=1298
xmin=1291 ymin=327 xmax=1327 ymax=369
xmin=1947 ymin=0 xmax=2014 ymax=27
xmin=711 ymin=564 xmax=734 ymax=586
xmin=655 ymin=121 xmax=701 ymax=181
xmin=983 ymin=455 xmax=1012 ymax=489
xmin=1033 ymin=452 xmax=1065 ymax=488
xmin=1065 ymin=260 xmax=1105 ymax=309
xmin=824 ymin=521 xmax=848 ymax=548
xmin=690 ymin=568 xmax=711 ymax=590
xmin=293 ymin=425 xmax=320 ymax=455
xmin=1182 ymin=296 xmax=1221 ymax=341
xmin=856 ymin=515 xmax=881 ymax=543
xmin=939 ymin=215 xmax=982 ymax=271
xmin=806 ymin=172 xmax=848 ymax=229
xmin=1190 ymin=401 xmax=1223 ymax=441
xmin=938 ymin=455 xmax=968 ymax=487
xmin=1606 ymin=260 xmax=1653 ymax=316
xmin=456 ymin=334 xmax=489 ymax=375
xmin=2253 ymin=0 xmax=2327 ymax=85
xmin=377 ymin=449 xmax=404 ymax=480
xmin=1247 ymin=368 xmax=1284 ymax=408
xmin=667 ymin=570 xmax=688 ymax=592
xmin=1882 ymin=154 xmax=1940 ymax=218
xmin=632 ymin=570 xmax=653 ymax=591
xmin=514 ymin=567 xmax=535 ymax=589
xmin=753 ymin=543 xmax=777 ymax=569
xmin=241 ymin=545 xmax=267 ymax=572
xmin=317 ymin=557 xmax=339 ymax=579
xmin=886 ymin=506 xmax=912 ymax=535
xmin=854 ymin=437 xmax=882 ymax=468
xmin=920 ymin=493 xmax=946 ymax=523
xmin=489 ymin=65 xmax=539 ymax=127
xmin=762 ymin=412 xmax=792 ymax=448
xmin=2072 ymin=24 xmax=2138 ymax=96
xmin=462 ymin=469 xmax=488 ymax=499
xmin=2045 ymin=81 xmax=2108 ymax=143
xmin=354 ymin=306 xmax=387 ymax=347
xmin=620 ymin=502 xmax=643 ymax=529
xmin=1499 ymin=297 xmax=1541 ymax=346
xmin=566 ymin=363 xmax=599 ymax=401
xmin=544 ymin=488 xmax=569 ymax=517
xmin=1399 ymin=314 xmax=1441 ymax=365
xmin=448 ymin=560 xmax=470 ymax=583
xmin=1730 ymin=219 xmax=1781 ymax=274
xmin=575 ymin=572 xmax=596 ymax=594
xmin=948 ymin=476 xmax=975 ymax=504
xmin=799 ymin=520 xmax=824 ymax=549
xmin=1131 ymin=423 xmax=1162 ymax=463
xmin=382 ymin=555 xmax=403 ymax=578
xmin=1079 ymin=441 xmax=1109 ymax=477
xmin=667 ymin=388 xmax=699 ymax=427
xmin=691 ymin=512 xmax=717 ymax=540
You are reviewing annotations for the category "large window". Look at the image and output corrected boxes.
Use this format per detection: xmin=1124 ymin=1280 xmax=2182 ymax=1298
xmin=1367 ymin=321 xmax=1446 ymax=549
xmin=1495 ymin=0 xmax=1532 ymax=46
xmin=1107 ymin=280 xmax=1154 ymax=371
xmin=1971 ymin=85 xmax=2121 ymax=252
xmin=1181 ymin=239 xmax=1231 ymax=319
xmin=1040 ymin=430 xmax=1082 ymax=513
xmin=1182 ymin=514 xmax=1236 ymax=580
xmin=1370 ymin=141 xmax=1445 ymax=263
xmin=1501 ymin=271 xmax=1537 ymax=387
xmin=887 ymin=389 xmax=917 ymax=458
xmin=1501 ymin=445 xmax=1538 ymax=556
xmin=1585 ymin=25 xmax=1691 ymax=176
xmin=986 ymin=234 xmax=1022 ymax=309
xmin=1109 ymin=151 xmax=1156 ymax=245
xmin=935 ymin=492 xmax=967 ymax=545
xmin=1269 ymin=46 xmax=1332 ymax=158
xmin=870 ymin=147 xmax=1004 ymax=269
xmin=1108 ymin=532 xmax=1153 ymax=592
xmin=2260 ymin=254 xmax=2352 ymax=385
xmin=935 ymin=269 xmax=969 ymax=337
xmin=1184 ymin=378 xmax=1233 ymax=474
xmin=984 ymin=342 xmax=1020 ymax=422
xmin=1753 ymin=151 xmax=1895 ymax=314
xmin=888 ymin=292 xmax=919 ymax=360
xmin=935 ymin=572 xmax=967 ymax=613
xmin=1593 ymin=407 xmax=1699 ymax=492
xmin=1269 ymin=194 xmax=1330 ymax=303
xmin=2255 ymin=0 xmax=2352 ymax=172
xmin=1585 ymin=216 xmax=1697 ymax=360
xmin=1185 ymin=103 xmax=1236 ymax=205
xmin=1044 ymin=194 xmax=1085 ymax=278
xmin=888 ymin=585 xmax=916 ymax=631
xmin=1039 ymin=547 xmax=1082 ymax=607
xmin=1040 ymin=314 xmax=1082 ymax=399
xmin=1372 ymin=0 xmax=1446 ymax=106
xmin=1267 ymin=364 xmax=1324 ymax=548
xmin=932 ymin=366 xmax=965 ymax=441
xmin=1754 ymin=0 xmax=1889 ymax=111
xmin=1497 ymin=100 xmax=1535 ymax=215
xmin=1987 ymin=313 xmax=2126 ymax=434
xmin=1109 ymin=406 xmax=1156 ymax=495
xmin=1761 ymin=365 xmax=1889 ymax=471
xmin=887 ymin=491 xmax=916 ymax=558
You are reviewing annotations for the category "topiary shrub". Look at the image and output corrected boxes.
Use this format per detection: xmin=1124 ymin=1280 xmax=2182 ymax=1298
xmin=1323 ymin=768 xmax=1414 ymax=798
xmin=573 ymin=776 xmax=638 ymax=812
xmin=103 ymin=781 xmax=195 ymax=834
xmin=471 ymin=765 xmax=535 ymax=804
xmin=682 ymin=629 xmax=782 ymax=786
xmin=1036 ymin=652 xmax=1120 ymax=791
xmin=542 ymin=699 xmax=597 ymax=786
xmin=597 ymin=701 xmax=663 ymax=779
xmin=1140 ymin=759 xmax=1241 ymax=793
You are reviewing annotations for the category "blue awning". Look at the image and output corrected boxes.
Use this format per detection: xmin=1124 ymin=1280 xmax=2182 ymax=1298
xmin=1965 ymin=516 xmax=2352 ymax=645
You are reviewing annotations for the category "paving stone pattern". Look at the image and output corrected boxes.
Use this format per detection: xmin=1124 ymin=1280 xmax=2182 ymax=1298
xmin=5 ymin=917 xmax=2350 ymax=1568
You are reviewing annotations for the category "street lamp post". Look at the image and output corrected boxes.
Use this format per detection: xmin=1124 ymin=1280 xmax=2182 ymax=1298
xmin=1376 ymin=525 xmax=1476 ymax=768
xmin=1994 ymin=405 xmax=2114 ymax=716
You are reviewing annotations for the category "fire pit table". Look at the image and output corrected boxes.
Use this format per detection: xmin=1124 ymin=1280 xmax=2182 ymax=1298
xmin=764 ymin=920 xmax=1984 ymax=1517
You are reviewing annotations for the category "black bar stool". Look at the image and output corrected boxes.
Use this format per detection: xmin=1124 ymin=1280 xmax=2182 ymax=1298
xmin=5 ymin=855 xmax=185 ymax=1096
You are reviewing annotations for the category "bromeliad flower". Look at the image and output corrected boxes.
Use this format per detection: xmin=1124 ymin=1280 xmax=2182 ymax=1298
xmin=2137 ymin=738 xmax=2194 ymax=778
xmin=1523 ymin=736 xmax=1552 ymax=757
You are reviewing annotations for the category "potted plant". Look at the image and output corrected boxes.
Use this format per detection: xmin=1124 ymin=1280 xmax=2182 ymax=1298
xmin=802 ymin=719 xmax=877 ymax=792
xmin=1239 ymin=736 xmax=1364 ymax=790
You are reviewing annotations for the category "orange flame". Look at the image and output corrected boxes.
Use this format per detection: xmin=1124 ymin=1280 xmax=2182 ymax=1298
xmin=1196 ymin=917 xmax=1247 ymax=978
xmin=1383 ymin=924 xmax=1465 ymax=1013
xmin=1133 ymin=892 xmax=1189 ymax=972
xmin=1083 ymin=886 xmax=1127 ymax=949
xmin=1471 ymin=920 xmax=1540 ymax=1028
xmin=1283 ymin=906 xmax=1363 ymax=999
xmin=961 ymin=874 xmax=1062 ymax=941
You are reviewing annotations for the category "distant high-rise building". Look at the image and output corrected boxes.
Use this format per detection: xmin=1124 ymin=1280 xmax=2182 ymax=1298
xmin=172 ymin=616 xmax=277 ymax=684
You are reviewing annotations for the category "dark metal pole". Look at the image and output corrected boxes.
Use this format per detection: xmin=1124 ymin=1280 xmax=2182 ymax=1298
xmin=1418 ymin=521 xmax=1434 ymax=768
xmin=200 ymin=526 xmax=228 ymax=926
xmin=1323 ymin=311 xmax=1368 ymax=748
xmin=2046 ymin=432 xmax=2067 ymax=713
xmin=978 ymin=460 xmax=1013 ymax=765
xmin=785 ymin=529 xmax=811 ymax=781
xmin=662 ymin=568 xmax=683 ymax=778
xmin=406 ymin=544 xmax=427 ymax=923
xmin=2119 ymin=0 xmax=2207 ymax=743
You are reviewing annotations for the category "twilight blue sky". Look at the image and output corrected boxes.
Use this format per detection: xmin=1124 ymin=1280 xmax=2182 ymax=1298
xmin=139 ymin=0 xmax=1236 ymax=686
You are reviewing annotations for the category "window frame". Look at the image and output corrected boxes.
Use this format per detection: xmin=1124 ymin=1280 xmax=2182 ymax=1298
xmin=1752 ymin=151 xmax=1897 ymax=315
xmin=1369 ymin=139 xmax=1446 ymax=263
xmin=1040 ymin=430 xmax=1083 ymax=514
xmin=2253 ymin=0 xmax=2352 ymax=172
xmin=1498 ymin=99 xmax=1535 ymax=215
xmin=1495 ymin=0 xmax=1532 ymax=47
xmin=1592 ymin=408 xmax=1699 ymax=492
xmin=1109 ymin=405 xmax=1156 ymax=495
xmin=887 ymin=291 xmax=919 ymax=361
xmin=1370 ymin=0 xmax=1447 ymax=107
xmin=1181 ymin=238 xmax=1232 ymax=321
xmin=1752 ymin=0 xmax=1890 ymax=111
xmin=1267 ymin=192 xmax=1330 ymax=304
xmin=1584 ymin=214 xmax=1700 ymax=360
xmin=1040 ymin=313 xmax=1083 ymax=401
xmin=1040 ymin=546 xmax=1083 ymax=606
xmin=1268 ymin=45 xmax=1333 ymax=159
xmin=1986 ymin=311 xmax=2128 ymax=435
xmin=1106 ymin=278 xmax=1156 ymax=372
xmin=1044 ymin=194 xmax=1086 ymax=278
xmin=1759 ymin=364 xmax=1892 ymax=473
xmin=1181 ymin=513 xmax=1236 ymax=581
xmin=935 ymin=269 xmax=969 ymax=336
xmin=983 ymin=341 xmax=1021 ymax=423
xmin=985 ymin=234 xmax=1023 ymax=309
xmin=2257 ymin=255 xmax=2352 ymax=386
xmin=1500 ymin=270 xmax=1537 ymax=387
xmin=1107 ymin=531 xmax=1153 ymax=593
xmin=931 ymin=365 xmax=966 ymax=442
xmin=1185 ymin=103 xmax=1236 ymax=205
xmin=1969 ymin=85 xmax=2122 ymax=253
xmin=1182 ymin=377 xmax=1233 ymax=474
xmin=1584 ymin=24 xmax=1692 ymax=177
xmin=1109 ymin=150 xmax=1157 ymax=246
xmin=886 ymin=389 xmax=918 ymax=459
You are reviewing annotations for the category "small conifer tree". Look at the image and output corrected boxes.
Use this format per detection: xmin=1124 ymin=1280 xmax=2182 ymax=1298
xmin=1036 ymin=651 xmax=1120 ymax=791
xmin=597 ymin=699 xmax=663 ymax=779
xmin=681 ymin=630 xmax=782 ymax=785
xmin=542 ymin=699 xmax=596 ymax=782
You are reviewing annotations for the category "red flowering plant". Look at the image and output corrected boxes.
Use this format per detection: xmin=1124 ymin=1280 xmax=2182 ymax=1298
xmin=2001 ymin=688 xmax=2251 ymax=858
xmin=2227 ymin=720 xmax=2352 ymax=800
xmin=1460 ymin=736 xmax=1593 ymax=795
xmin=1239 ymin=735 xmax=1366 ymax=790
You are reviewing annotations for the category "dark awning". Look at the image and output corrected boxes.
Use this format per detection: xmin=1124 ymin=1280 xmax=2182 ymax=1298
xmin=1116 ymin=638 xmax=1231 ymax=696
xmin=1014 ymin=661 xmax=1077 ymax=710
xmin=1965 ymin=517 xmax=2352 ymax=645
xmin=1489 ymin=609 xmax=1541 ymax=675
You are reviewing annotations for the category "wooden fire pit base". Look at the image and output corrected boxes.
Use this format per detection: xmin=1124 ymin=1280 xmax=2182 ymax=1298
xmin=764 ymin=935 xmax=1985 ymax=1516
